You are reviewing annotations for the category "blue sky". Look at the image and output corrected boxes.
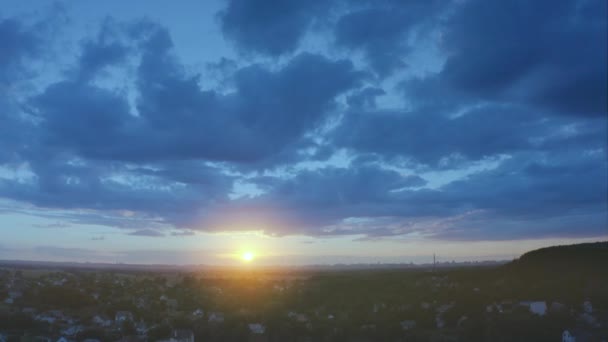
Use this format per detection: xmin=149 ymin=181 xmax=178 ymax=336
xmin=0 ymin=0 xmax=606 ymax=265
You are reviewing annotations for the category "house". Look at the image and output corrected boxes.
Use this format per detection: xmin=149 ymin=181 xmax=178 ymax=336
xmin=192 ymin=308 xmax=204 ymax=318
xmin=136 ymin=321 xmax=148 ymax=335
xmin=287 ymin=311 xmax=308 ymax=322
xmin=499 ymin=301 xmax=514 ymax=313
xmin=562 ymin=330 xmax=576 ymax=342
xmin=457 ymin=315 xmax=468 ymax=327
xmin=519 ymin=301 xmax=547 ymax=316
xmin=435 ymin=303 xmax=453 ymax=329
xmin=208 ymin=312 xmax=225 ymax=323
xmin=35 ymin=313 xmax=57 ymax=324
xmin=372 ymin=302 xmax=386 ymax=313
xmin=61 ymin=325 xmax=83 ymax=336
xmin=248 ymin=323 xmax=266 ymax=334
xmin=92 ymin=315 xmax=112 ymax=327
xmin=115 ymin=311 xmax=134 ymax=323
xmin=400 ymin=320 xmax=416 ymax=330
xmin=170 ymin=329 xmax=194 ymax=342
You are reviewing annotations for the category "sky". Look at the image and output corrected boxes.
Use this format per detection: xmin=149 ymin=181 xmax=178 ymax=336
xmin=0 ymin=0 xmax=606 ymax=266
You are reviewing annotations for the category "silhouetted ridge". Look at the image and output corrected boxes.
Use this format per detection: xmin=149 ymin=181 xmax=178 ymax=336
xmin=501 ymin=241 xmax=608 ymax=283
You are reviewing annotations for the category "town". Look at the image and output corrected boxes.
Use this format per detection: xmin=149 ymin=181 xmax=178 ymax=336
xmin=1 ymin=243 xmax=606 ymax=341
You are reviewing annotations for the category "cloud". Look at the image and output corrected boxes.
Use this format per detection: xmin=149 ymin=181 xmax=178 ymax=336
xmin=171 ymin=230 xmax=196 ymax=237
xmin=0 ymin=16 xmax=43 ymax=83
xmin=128 ymin=229 xmax=165 ymax=237
xmin=333 ymin=103 xmax=606 ymax=167
xmin=32 ymin=222 xmax=70 ymax=229
xmin=29 ymin=20 xmax=362 ymax=164
xmin=333 ymin=0 xmax=444 ymax=75
xmin=219 ymin=0 xmax=329 ymax=56
xmin=0 ymin=2 xmax=605 ymax=244
xmin=440 ymin=0 xmax=607 ymax=116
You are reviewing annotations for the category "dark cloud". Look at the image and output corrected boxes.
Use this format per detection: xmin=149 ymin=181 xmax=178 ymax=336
xmin=128 ymin=229 xmax=165 ymax=237
xmin=74 ymin=18 xmax=130 ymax=81
xmin=29 ymin=20 xmax=362 ymax=164
xmin=0 ymin=13 xmax=50 ymax=163
xmin=202 ymin=166 xmax=428 ymax=235
xmin=32 ymin=222 xmax=70 ymax=229
xmin=219 ymin=0 xmax=329 ymax=56
xmin=220 ymin=151 xmax=607 ymax=240
xmin=0 ymin=17 xmax=41 ymax=83
xmin=440 ymin=0 xmax=607 ymax=116
xmin=422 ymin=152 xmax=608 ymax=240
xmin=334 ymin=103 xmax=606 ymax=167
xmin=219 ymin=0 xmax=445 ymax=76
xmin=334 ymin=1 xmax=443 ymax=75
xmin=171 ymin=230 xmax=196 ymax=237
xmin=0 ymin=2 xmax=605 ymax=243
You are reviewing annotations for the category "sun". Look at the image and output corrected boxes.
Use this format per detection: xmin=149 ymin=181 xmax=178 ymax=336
xmin=241 ymin=251 xmax=255 ymax=262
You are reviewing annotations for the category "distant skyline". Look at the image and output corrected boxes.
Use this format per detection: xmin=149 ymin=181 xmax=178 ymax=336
xmin=0 ymin=0 xmax=606 ymax=265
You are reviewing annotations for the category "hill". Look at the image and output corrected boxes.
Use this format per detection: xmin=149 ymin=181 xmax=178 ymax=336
xmin=506 ymin=241 xmax=608 ymax=274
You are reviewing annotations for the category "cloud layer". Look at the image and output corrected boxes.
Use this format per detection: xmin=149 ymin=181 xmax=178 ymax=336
xmin=0 ymin=0 xmax=606 ymax=241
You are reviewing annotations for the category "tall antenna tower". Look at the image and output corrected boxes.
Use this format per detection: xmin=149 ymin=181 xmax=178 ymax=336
xmin=433 ymin=253 xmax=436 ymax=272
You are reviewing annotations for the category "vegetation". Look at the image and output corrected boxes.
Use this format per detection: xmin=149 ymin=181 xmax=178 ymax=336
xmin=0 ymin=242 xmax=606 ymax=341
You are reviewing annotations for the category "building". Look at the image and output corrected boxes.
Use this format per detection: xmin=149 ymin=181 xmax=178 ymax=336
xmin=248 ymin=323 xmax=266 ymax=334
xmin=170 ymin=329 xmax=194 ymax=342
xmin=115 ymin=311 xmax=134 ymax=323
xmin=208 ymin=312 xmax=225 ymax=323
xmin=192 ymin=308 xmax=204 ymax=318
xmin=519 ymin=301 xmax=547 ymax=316
xmin=400 ymin=320 xmax=416 ymax=330
xmin=562 ymin=330 xmax=575 ymax=342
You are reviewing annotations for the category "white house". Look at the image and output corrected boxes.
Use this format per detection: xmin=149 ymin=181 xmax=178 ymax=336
xmin=562 ymin=330 xmax=576 ymax=342
xmin=61 ymin=325 xmax=83 ymax=336
xmin=208 ymin=312 xmax=225 ymax=323
xmin=192 ymin=308 xmax=204 ymax=318
xmin=248 ymin=323 xmax=266 ymax=334
xmin=136 ymin=321 xmax=149 ymax=335
xmin=115 ymin=311 xmax=133 ymax=323
xmin=519 ymin=301 xmax=547 ymax=316
xmin=35 ymin=313 xmax=57 ymax=324
xmin=92 ymin=315 xmax=112 ymax=327
xmin=287 ymin=311 xmax=309 ymax=322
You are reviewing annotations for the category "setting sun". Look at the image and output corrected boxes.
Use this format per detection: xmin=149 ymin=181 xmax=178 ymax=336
xmin=241 ymin=251 xmax=255 ymax=262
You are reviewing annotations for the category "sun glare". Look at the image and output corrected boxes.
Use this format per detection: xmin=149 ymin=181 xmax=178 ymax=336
xmin=241 ymin=251 xmax=255 ymax=262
